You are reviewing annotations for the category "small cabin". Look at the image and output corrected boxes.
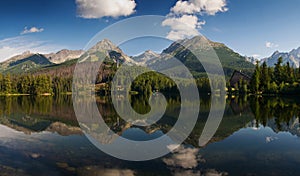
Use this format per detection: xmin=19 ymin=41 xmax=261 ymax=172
xmin=229 ymin=70 xmax=251 ymax=87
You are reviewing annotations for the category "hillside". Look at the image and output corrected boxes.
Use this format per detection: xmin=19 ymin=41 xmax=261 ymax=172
xmin=1 ymin=54 xmax=53 ymax=74
xmin=0 ymin=51 xmax=34 ymax=71
xmin=158 ymin=36 xmax=254 ymax=77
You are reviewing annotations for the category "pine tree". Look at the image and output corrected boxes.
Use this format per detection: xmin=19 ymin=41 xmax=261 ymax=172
xmin=250 ymin=61 xmax=261 ymax=93
xmin=0 ymin=74 xmax=3 ymax=93
xmin=284 ymin=62 xmax=294 ymax=83
xmin=260 ymin=61 xmax=270 ymax=92
xmin=274 ymin=57 xmax=283 ymax=84
xmin=3 ymin=74 xmax=12 ymax=94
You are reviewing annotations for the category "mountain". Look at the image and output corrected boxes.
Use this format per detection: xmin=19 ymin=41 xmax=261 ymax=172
xmin=245 ymin=56 xmax=259 ymax=65
xmin=262 ymin=47 xmax=300 ymax=68
xmin=158 ymin=36 xmax=255 ymax=77
xmin=268 ymin=117 xmax=300 ymax=137
xmin=33 ymin=39 xmax=137 ymax=78
xmin=45 ymin=49 xmax=84 ymax=64
xmin=132 ymin=50 xmax=160 ymax=65
xmin=9 ymin=54 xmax=52 ymax=67
xmin=0 ymin=49 xmax=84 ymax=74
xmin=0 ymin=53 xmax=53 ymax=74
xmin=0 ymin=51 xmax=34 ymax=71
xmin=87 ymin=39 xmax=122 ymax=54
xmin=80 ymin=39 xmax=137 ymax=65
xmin=247 ymin=117 xmax=300 ymax=138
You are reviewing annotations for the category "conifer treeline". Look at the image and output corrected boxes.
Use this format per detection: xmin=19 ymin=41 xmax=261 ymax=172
xmin=0 ymin=74 xmax=72 ymax=95
xmin=250 ymin=57 xmax=300 ymax=94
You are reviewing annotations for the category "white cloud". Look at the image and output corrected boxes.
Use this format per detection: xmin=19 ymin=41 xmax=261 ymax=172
xmin=171 ymin=1 xmax=200 ymax=15
xmin=265 ymin=41 xmax=279 ymax=48
xmin=171 ymin=0 xmax=228 ymax=15
xmin=163 ymin=0 xmax=228 ymax=40
xmin=162 ymin=15 xmax=205 ymax=40
xmin=76 ymin=0 xmax=136 ymax=19
xmin=21 ymin=27 xmax=44 ymax=35
xmin=0 ymin=36 xmax=63 ymax=62
xmin=163 ymin=145 xmax=200 ymax=169
xmin=266 ymin=136 xmax=278 ymax=143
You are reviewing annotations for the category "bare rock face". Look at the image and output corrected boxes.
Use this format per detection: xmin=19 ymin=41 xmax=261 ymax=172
xmin=46 ymin=49 xmax=84 ymax=64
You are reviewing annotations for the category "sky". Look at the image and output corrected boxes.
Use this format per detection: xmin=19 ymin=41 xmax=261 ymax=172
xmin=0 ymin=0 xmax=300 ymax=61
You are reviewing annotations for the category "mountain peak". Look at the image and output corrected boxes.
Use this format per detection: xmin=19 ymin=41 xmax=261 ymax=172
xmin=97 ymin=39 xmax=116 ymax=48
xmin=190 ymin=35 xmax=207 ymax=41
xmin=88 ymin=39 xmax=120 ymax=54
xmin=82 ymin=39 xmax=138 ymax=65
xmin=290 ymin=47 xmax=300 ymax=55
xmin=100 ymin=38 xmax=114 ymax=45
xmin=264 ymin=47 xmax=300 ymax=68
xmin=132 ymin=50 xmax=160 ymax=64
xmin=144 ymin=50 xmax=158 ymax=56
xmin=22 ymin=51 xmax=31 ymax=55
xmin=46 ymin=49 xmax=84 ymax=64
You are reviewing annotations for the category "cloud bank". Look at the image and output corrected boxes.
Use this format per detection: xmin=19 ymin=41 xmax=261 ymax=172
xmin=21 ymin=27 xmax=44 ymax=35
xmin=76 ymin=0 xmax=136 ymax=19
xmin=163 ymin=145 xmax=200 ymax=169
xmin=163 ymin=0 xmax=228 ymax=40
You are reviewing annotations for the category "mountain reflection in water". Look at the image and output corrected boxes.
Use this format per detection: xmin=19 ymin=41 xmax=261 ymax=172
xmin=0 ymin=95 xmax=299 ymax=175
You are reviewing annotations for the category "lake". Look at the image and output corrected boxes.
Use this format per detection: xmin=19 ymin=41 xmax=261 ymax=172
xmin=0 ymin=95 xmax=300 ymax=176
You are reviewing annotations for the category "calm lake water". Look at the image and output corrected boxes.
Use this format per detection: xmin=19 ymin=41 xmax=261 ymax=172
xmin=0 ymin=95 xmax=300 ymax=176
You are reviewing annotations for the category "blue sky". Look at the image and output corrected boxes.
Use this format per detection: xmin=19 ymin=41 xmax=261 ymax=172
xmin=0 ymin=0 xmax=300 ymax=61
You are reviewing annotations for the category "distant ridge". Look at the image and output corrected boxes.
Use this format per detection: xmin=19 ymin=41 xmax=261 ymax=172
xmin=45 ymin=49 xmax=84 ymax=64
xmin=262 ymin=47 xmax=300 ymax=68
xmin=0 ymin=49 xmax=84 ymax=73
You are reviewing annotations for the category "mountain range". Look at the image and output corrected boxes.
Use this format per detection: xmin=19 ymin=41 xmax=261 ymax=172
xmin=45 ymin=49 xmax=84 ymax=64
xmin=0 ymin=49 xmax=84 ymax=74
xmin=5 ymin=36 xmax=299 ymax=77
xmin=132 ymin=50 xmax=160 ymax=65
xmin=262 ymin=47 xmax=300 ymax=68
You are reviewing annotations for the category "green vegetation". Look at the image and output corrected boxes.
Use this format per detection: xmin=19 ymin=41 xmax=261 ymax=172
xmin=250 ymin=57 xmax=300 ymax=95
xmin=250 ymin=96 xmax=300 ymax=128
xmin=0 ymin=74 xmax=71 ymax=95
xmin=212 ymin=43 xmax=255 ymax=77
xmin=131 ymin=72 xmax=225 ymax=95
xmin=96 ymin=63 xmax=226 ymax=96
xmin=232 ymin=57 xmax=300 ymax=95
xmin=1 ymin=54 xmax=53 ymax=74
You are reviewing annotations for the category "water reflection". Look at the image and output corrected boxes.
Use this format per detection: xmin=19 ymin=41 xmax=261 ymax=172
xmin=0 ymin=95 xmax=299 ymax=175
xmin=250 ymin=96 xmax=300 ymax=132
